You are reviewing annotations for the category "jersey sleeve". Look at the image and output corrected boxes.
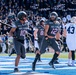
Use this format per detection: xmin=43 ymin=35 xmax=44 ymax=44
xmin=33 ymin=26 xmax=38 ymax=31
xmin=45 ymin=20 xmax=49 ymax=25
xmin=11 ymin=22 xmax=17 ymax=28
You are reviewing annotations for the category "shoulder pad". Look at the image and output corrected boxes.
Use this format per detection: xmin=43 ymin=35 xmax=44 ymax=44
xmin=45 ymin=20 xmax=53 ymax=25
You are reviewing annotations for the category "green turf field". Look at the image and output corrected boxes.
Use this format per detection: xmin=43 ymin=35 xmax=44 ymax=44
xmin=0 ymin=52 xmax=73 ymax=59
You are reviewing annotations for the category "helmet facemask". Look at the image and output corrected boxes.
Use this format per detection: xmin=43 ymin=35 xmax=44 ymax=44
xmin=49 ymin=12 xmax=58 ymax=21
xmin=17 ymin=11 xmax=27 ymax=21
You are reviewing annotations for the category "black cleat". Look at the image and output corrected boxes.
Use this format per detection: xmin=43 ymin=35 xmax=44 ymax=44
xmin=9 ymin=48 xmax=16 ymax=56
xmin=32 ymin=62 xmax=36 ymax=71
xmin=14 ymin=68 xmax=19 ymax=72
xmin=54 ymin=60 xmax=59 ymax=64
xmin=9 ymin=52 xmax=13 ymax=56
xmin=38 ymin=60 xmax=42 ymax=62
xmin=49 ymin=62 xmax=56 ymax=69
xmin=38 ymin=58 xmax=42 ymax=62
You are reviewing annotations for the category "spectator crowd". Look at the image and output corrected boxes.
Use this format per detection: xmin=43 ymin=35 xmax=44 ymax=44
xmin=0 ymin=0 xmax=76 ymax=20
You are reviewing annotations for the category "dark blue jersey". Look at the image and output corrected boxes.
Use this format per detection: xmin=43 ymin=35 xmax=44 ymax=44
xmin=13 ymin=20 xmax=29 ymax=40
xmin=45 ymin=20 xmax=60 ymax=37
xmin=36 ymin=25 xmax=44 ymax=39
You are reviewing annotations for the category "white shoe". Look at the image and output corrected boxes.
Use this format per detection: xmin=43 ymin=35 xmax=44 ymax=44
xmin=72 ymin=64 xmax=75 ymax=67
xmin=68 ymin=64 xmax=72 ymax=66
xmin=72 ymin=60 xmax=75 ymax=66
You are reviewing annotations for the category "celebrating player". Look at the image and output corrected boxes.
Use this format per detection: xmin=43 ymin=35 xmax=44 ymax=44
xmin=40 ymin=12 xmax=61 ymax=69
xmin=9 ymin=11 xmax=29 ymax=72
xmin=32 ymin=12 xmax=61 ymax=71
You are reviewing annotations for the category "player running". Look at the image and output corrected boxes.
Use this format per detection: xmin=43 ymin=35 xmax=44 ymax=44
xmin=43 ymin=12 xmax=61 ymax=69
xmin=10 ymin=11 xmax=30 ymax=72
xmin=32 ymin=12 xmax=61 ymax=71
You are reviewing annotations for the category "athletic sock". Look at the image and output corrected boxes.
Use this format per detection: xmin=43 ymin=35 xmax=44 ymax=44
xmin=71 ymin=51 xmax=75 ymax=66
xmin=38 ymin=55 xmax=41 ymax=61
xmin=71 ymin=51 xmax=75 ymax=60
xmin=68 ymin=59 xmax=71 ymax=65
xmin=33 ymin=53 xmax=40 ymax=64
xmin=50 ymin=53 xmax=59 ymax=63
